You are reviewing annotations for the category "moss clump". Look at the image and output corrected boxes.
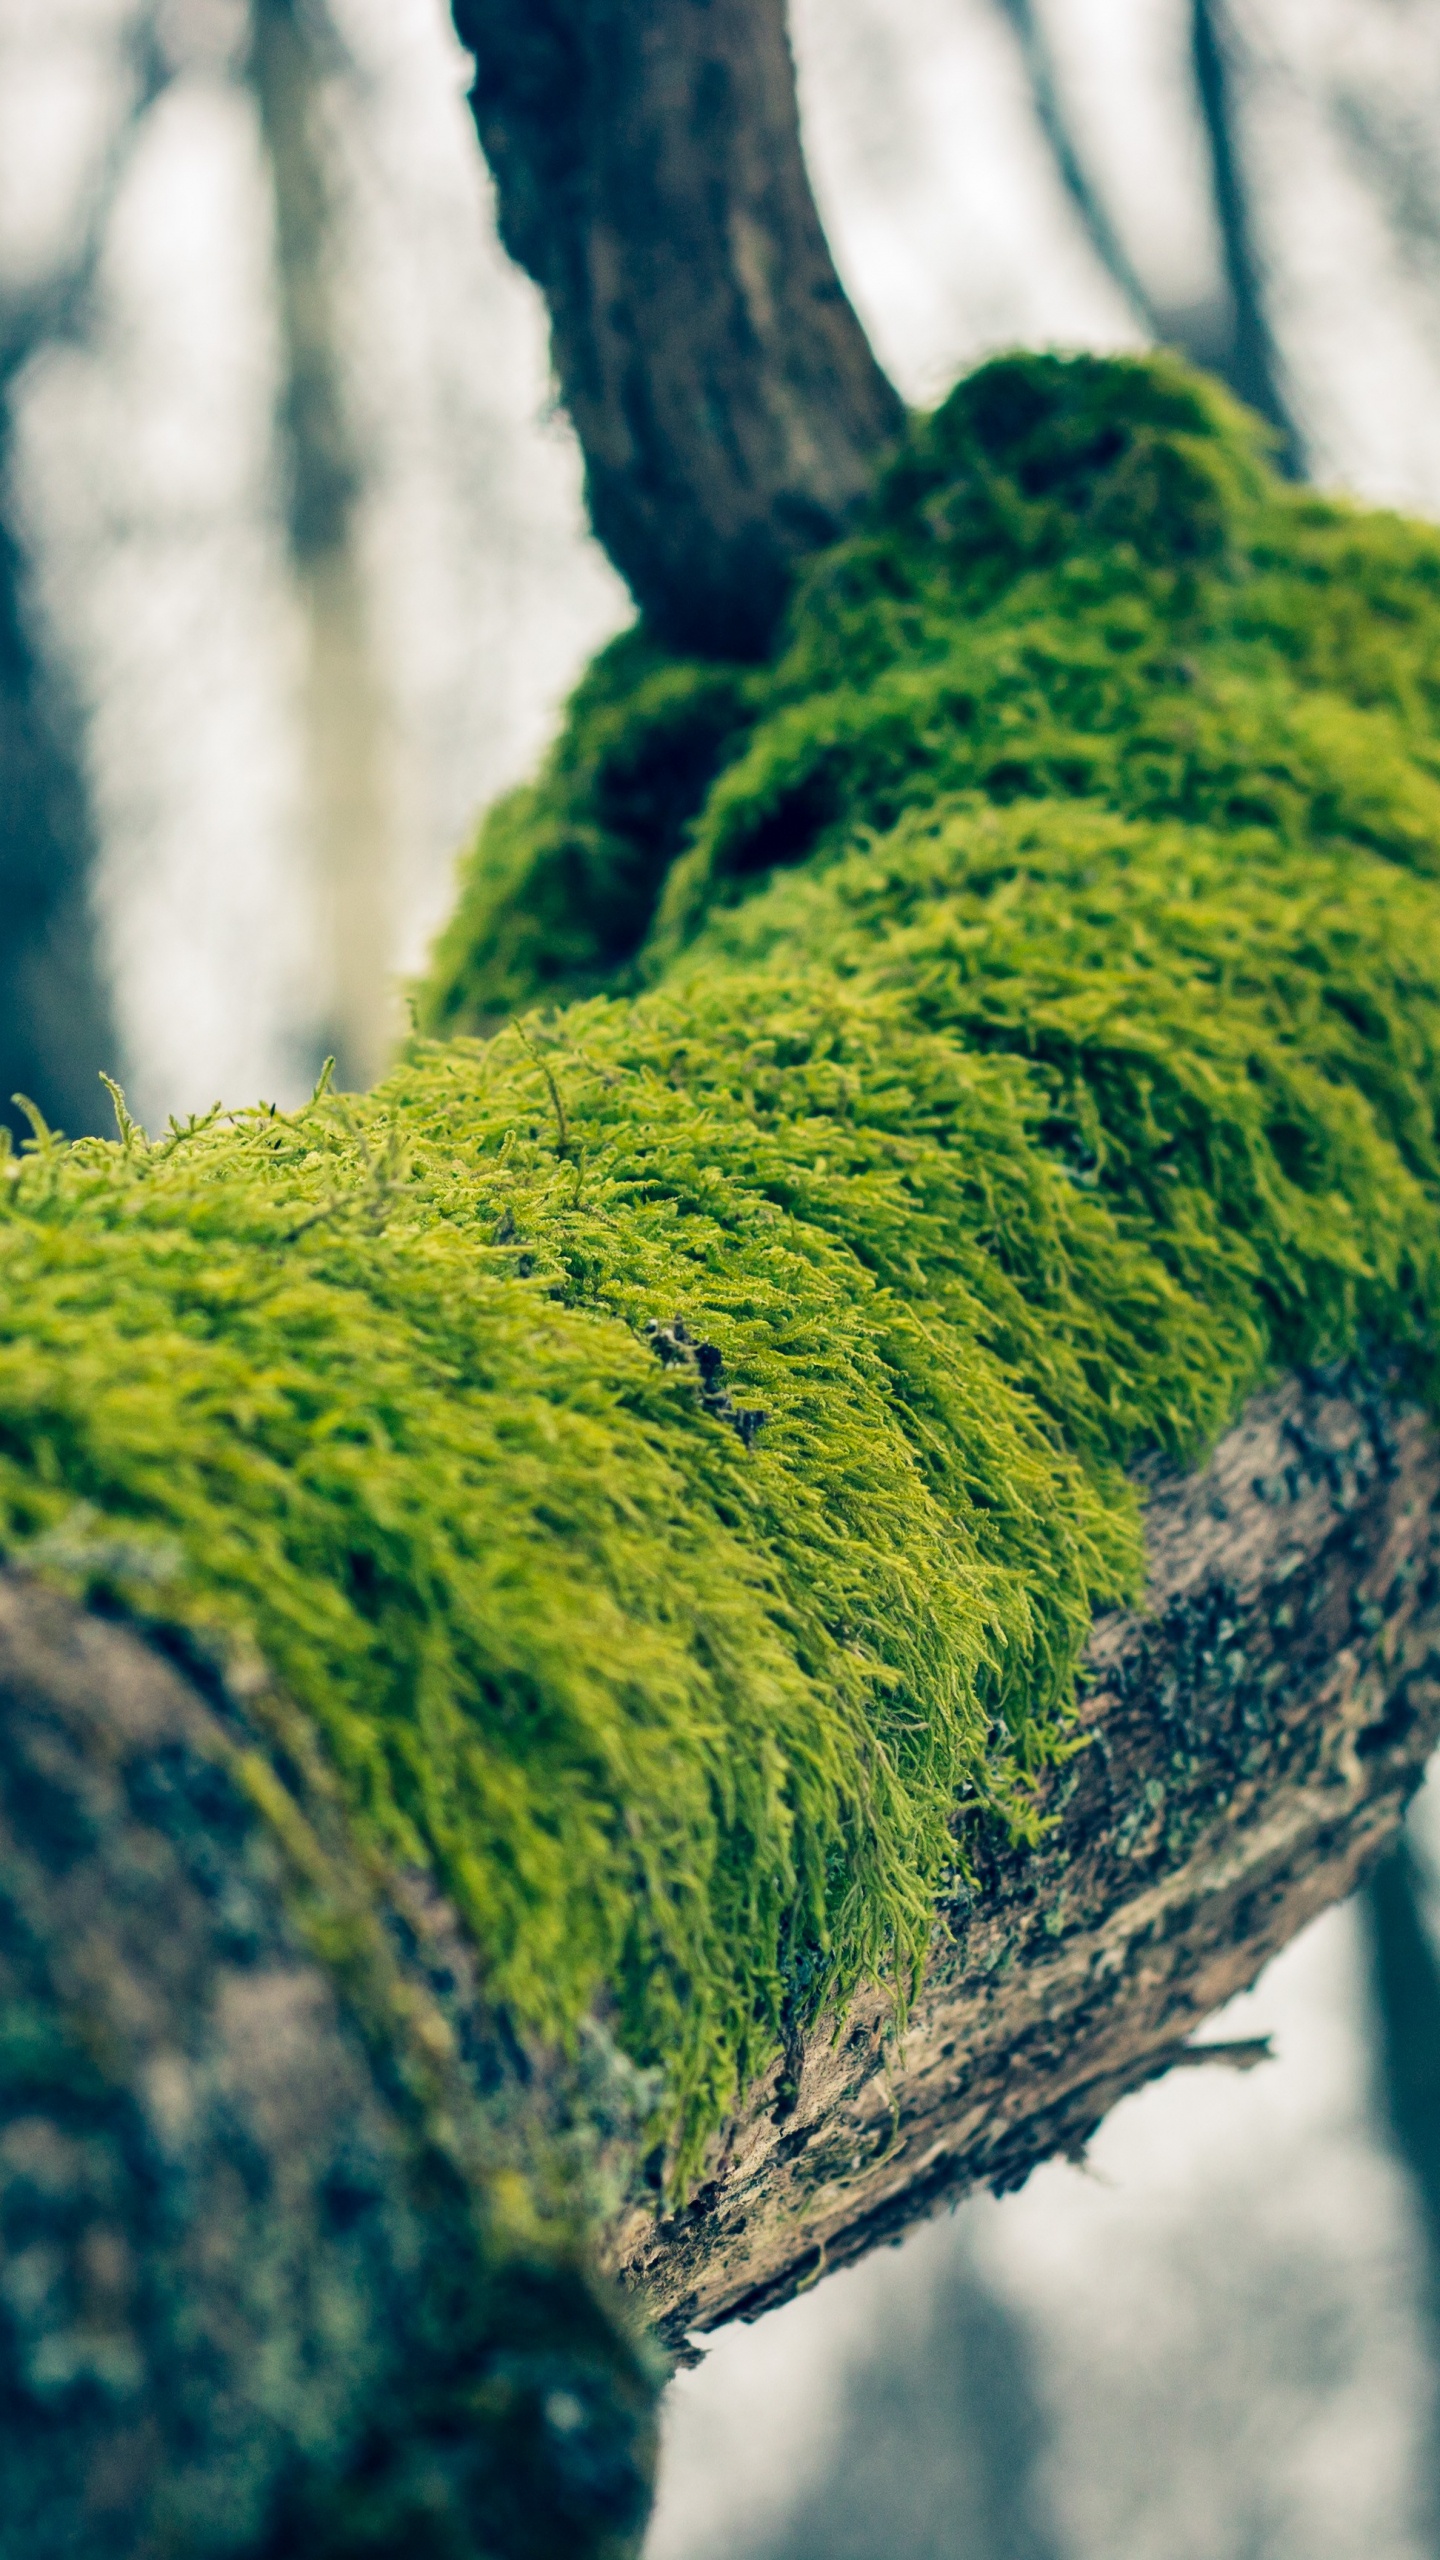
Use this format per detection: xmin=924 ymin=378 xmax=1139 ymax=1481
xmin=423 ymin=632 xmax=756 ymax=1035
xmin=427 ymin=350 xmax=1440 ymax=1023
xmin=9 ymin=352 xmax=1440 ymax=2176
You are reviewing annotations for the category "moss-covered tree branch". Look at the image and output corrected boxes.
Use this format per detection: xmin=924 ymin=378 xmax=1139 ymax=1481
xmin=9 ymin=357 xmax=1440 ymax=2547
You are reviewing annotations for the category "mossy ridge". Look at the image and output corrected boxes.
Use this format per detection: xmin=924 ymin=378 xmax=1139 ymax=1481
xmin=422 ymin=349 xmax=1440 ymax=1036
xmin=0 ymin=1025 xmax=1138 ymax=2174
xmin=8 ymin=349 xmax=1440 ymax=2180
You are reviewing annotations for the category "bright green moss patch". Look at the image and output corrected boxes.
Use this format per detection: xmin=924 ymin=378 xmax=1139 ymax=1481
xmin=425 ymin=350 xmax=1440 ymax=1031
xmin=10 ymin=351 xmax=1440 ymax=2173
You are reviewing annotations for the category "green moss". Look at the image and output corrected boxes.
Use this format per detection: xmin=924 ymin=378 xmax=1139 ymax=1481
xmin=10 ymin=352 xmax=1440 ymax=2179
xmin=423 ymin=631 xmax=757 ymax=1035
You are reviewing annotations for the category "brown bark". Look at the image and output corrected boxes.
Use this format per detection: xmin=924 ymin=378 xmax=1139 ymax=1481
xmin=1190 ymin=0 xmax=1304 ymax=476
xmin=447 ymin=0 xmax=904 ymax=657
xmin=3 ymin=1372 xmax=1437 ymax=2543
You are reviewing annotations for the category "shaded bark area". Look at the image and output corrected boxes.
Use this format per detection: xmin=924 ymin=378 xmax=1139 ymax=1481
xmin=448 ymin=0 xmax=904 ymax=657
xmin=0 ymin=1576 xmax=655 ymax=2560
xmin=625 ymin=1374 xmax=1440 ymax=2346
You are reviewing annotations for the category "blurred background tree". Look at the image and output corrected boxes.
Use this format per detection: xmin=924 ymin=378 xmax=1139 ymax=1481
xmin=0 ymin=2 xmax=167 ymax=1144
xmin=5 ymin=3 xmax=1440 ymax=2551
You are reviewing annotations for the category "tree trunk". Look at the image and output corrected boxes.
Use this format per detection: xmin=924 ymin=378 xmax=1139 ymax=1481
xmin=447 ymin=0 xmax=904 ymax=657
xmin=3 ymin=1371 xmax=1435 ymax=2547
xmin=0 ymin=10 xmax=170 ymax=1146
xmin=0 ymin=1570 xmax=658 ymax=2560
xmin=6 ymin=10 xmax=1438 ymax=2552
xmin=1189 ymin=0 xmax=1303 ymax=476
xmin=0 ymin=457 xmax=116 ymax=1147
xmin=251 ymin=0 xmax=401 ymax=1092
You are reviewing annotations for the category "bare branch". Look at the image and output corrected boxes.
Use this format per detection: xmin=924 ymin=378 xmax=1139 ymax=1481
xmin=449 ymin=0 xmax=904 ymax=656
xmin=993 ymin=0 xmax=1161 ymax=337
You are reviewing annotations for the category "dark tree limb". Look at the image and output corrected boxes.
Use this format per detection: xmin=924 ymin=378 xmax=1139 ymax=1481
xmin=447 ymin=0 xmax=904 ymax=657
xmin=993 ymin=0 xmax=1163 ymax=339
xmin=0 ymin=1574 xmax=656 ymax=2560
xmin=994 ymin=0 xmax=1303 ymax=468
xmin=1366 ymin=1835 xmax=1440 ymax=2547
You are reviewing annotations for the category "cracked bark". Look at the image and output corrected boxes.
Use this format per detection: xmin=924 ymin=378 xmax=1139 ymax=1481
xmin=3 ymin=1371 xmax=1437 ymax=2553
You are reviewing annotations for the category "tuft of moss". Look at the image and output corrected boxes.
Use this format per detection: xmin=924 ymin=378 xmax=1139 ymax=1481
xmin=422 ymin=631 xmax=757 ymax=1036
xmin=10 ymin=353 xmax=1440 ymax=2177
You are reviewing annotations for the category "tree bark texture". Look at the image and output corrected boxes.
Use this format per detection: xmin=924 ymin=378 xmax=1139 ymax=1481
xmin=3 ymin=1371 xmax=1437 ymax=2547
xmin=0 ymin=1574 xmax=657 ymax=2560
xmin=448 ymin=0 xmax=904 ymax=657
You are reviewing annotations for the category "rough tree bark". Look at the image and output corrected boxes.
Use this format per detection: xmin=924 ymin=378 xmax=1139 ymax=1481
xmin=446 ymin=0 xmax=904 ymax=657
xmin=626 ymin=1372 xmax=1440 ymax=2343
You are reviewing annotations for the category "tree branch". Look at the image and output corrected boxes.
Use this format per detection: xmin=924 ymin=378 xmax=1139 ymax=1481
xmin=0 ymin=1571 xmax=656 ymax=2559
xmin=0 ymin=2 xmax=172 ymax=1144
xmin=615 ymin=1372 xmax=1440 ymax=2346
xmin=992 ymin=0 xmax=1161 ymax=339
xmin=4 ymin=1371 xmax=1436 ymax=2543
xmin=448 ymin=0 xmax=904 ymax=656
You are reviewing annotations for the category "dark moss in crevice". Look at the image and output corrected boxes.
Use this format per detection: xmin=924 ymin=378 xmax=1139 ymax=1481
xmin=421 ymin=630 xmax=757 ymax=1036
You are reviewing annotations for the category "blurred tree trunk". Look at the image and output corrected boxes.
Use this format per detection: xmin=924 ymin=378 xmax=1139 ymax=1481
xmin=448 ymin=0 xmax=904 ymax=657
xmin=1189 ymin=0 xmax=1302 ymax=475
xmin=0 ymin=403 xmax=114 ymax=1150
xmin=1365 ymin=1840 xmax=1440 ymax=2550
xmin=0 ymin=6 xmax=174 ymax=1148
xmin=250 ymin=0 xmax=399 ymax=1092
